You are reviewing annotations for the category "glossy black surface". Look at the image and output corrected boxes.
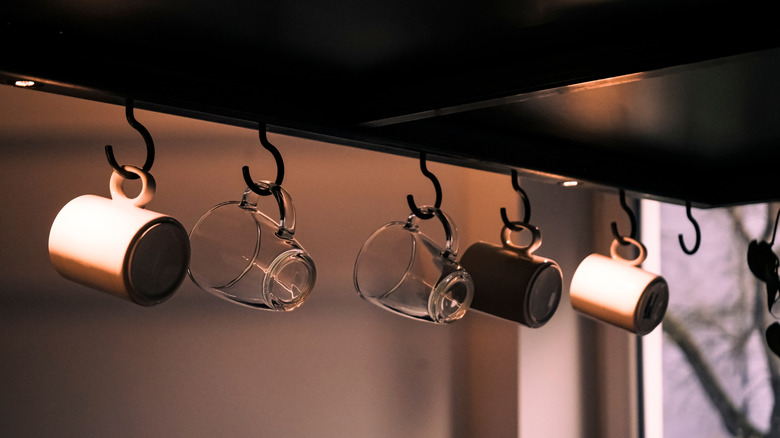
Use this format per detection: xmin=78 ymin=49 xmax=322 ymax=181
xmin=2 ymin=0 xmax=779 ymax=206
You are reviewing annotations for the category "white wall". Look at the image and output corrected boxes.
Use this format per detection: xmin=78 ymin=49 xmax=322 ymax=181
xmin=0 ymin=85 xmax=603 ymax=437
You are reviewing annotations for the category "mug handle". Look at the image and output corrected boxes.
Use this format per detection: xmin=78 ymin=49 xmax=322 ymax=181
xmin=501 ymin=222 xmax=542 ymax=255
xmin=240 ymin=181 xmax=296 ymax=237
xmin=406 ymin=206 xmax=459 ymax=259
xmin=609 ymin=237 xmax=647 ymax=266
xmin=109 ymin=165 xmax=155 ymax=208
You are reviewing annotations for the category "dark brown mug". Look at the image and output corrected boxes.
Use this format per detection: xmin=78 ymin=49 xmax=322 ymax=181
xmin=460 ymin=223 xmax=562 ymax=328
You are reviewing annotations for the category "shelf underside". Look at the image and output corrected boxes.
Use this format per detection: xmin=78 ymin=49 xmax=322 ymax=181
xmin=2 ymin=0 xmax=780 ymax=206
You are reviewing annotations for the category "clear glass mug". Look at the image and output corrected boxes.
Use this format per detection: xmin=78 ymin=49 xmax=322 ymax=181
xmin=188 ymin=182 xmax=316 ymax=311
xmin=354 ymin=206 xmax=474 ymax=324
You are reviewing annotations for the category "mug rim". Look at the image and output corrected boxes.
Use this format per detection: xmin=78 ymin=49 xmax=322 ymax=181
xmin=262 ymin=248 xmax=317 ymax=311
xmin=187 ymin=200 xmax=261 ymax=292
xmin=353 ymin=220 xmax=416 ymax=300
xmin=427 ymin=268 xmax=474 ymax=323
xmin=633 ymin=276 xmax=669 ymax=335
xmin=522 ymin=261 xmax=563 ymax=327
xmin=125 ymin=216 xmax=190 ymax=306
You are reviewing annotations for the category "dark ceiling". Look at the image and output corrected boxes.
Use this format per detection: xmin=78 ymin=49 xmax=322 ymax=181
xmin=2 ymin=0 xmax=779 ymax=206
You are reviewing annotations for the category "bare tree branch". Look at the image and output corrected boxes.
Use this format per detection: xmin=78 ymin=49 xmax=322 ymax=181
xmin=663 ymin=313 xmax=764 ymax=437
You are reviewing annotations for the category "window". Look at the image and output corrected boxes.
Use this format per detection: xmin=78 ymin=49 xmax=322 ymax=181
xmin=655 ymin=201 xmax=779 ymax=437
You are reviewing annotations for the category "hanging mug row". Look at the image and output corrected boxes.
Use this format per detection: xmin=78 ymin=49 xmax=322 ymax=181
xmin=46 ymin=104 xmax=667 ymax=335
xmin=48 ymin=160 xmax=668 ymax=336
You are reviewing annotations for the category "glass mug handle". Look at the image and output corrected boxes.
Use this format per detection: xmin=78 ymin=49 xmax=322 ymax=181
xmin=407 ymin=206 xmax=458 ymax=259
xmin=501 ymin=222 xmax=542 ymax=255
xmin=240 ymin=181 xmax=296 ymax=238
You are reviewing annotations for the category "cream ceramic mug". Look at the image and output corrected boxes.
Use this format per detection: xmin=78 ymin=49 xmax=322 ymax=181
xmin=570 ymin=237 xmax=668 ymax=335
xmin=48 ymin=166 xmax=191 ymax=306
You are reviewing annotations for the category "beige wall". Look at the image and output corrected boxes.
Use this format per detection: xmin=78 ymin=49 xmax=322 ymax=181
xmin=0 ymin=85 xmax=624 ymax=437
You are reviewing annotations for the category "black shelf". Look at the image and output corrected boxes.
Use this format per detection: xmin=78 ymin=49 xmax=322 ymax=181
xmin=3 ymin=0 xmax=780 ymax=206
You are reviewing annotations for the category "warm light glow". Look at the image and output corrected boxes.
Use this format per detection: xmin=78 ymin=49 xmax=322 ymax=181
xmin=13 ymin=80 xmax=37 ymax=88
xmin=560 ymin=180 xmax=579 ymax=187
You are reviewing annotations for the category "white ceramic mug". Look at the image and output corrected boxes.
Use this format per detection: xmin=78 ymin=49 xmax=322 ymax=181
xmin=354 ymin=206 xmax=474 ymax=324
xmin=48 ymin=166 xmax=191 ymax=306
xmin=570 ymin=237 xmax=668 ymax=335
xmin=460 ymin=222 xmax=562 ymax=328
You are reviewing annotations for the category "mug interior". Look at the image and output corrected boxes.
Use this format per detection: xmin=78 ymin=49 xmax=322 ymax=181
xmin=127 ymin=219 xmax=190 ymax=305
xmin=525 ymin=263 xmax=563 ymax=327
xmin=634 ymin=277 xmax=669 ymax=335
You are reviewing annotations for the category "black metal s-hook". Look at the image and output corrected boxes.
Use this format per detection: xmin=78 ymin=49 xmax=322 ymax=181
xmin=243 ymin=123 xmax=285 ymax=196
xmin=105 ymin=98 xmax=155 ymax=179
xmin=501 ymin=169 xmax=531 ymax=230
xmin=611 ymin=189 xmax=637 ymax=245
xmin=679 ymin=201 xmax=701 ymax=255
xmin=407 ymin=152 xmax=442 ymax=219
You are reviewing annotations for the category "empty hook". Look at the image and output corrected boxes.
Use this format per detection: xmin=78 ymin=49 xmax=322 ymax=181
xmin=501 ymin=169 xmax=531 ymax=230
xmin=611 ymin=189 xmax=637 ymax=245
xmin=242 ymin=123 xmax=285 ymax=196
xmin=105 ymin=98 xmax=155 ymax=180
xmin=407 ymin=152 xmax=442 ymax=220
xmin=678 ymin=201 xmax=701 ymax=255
